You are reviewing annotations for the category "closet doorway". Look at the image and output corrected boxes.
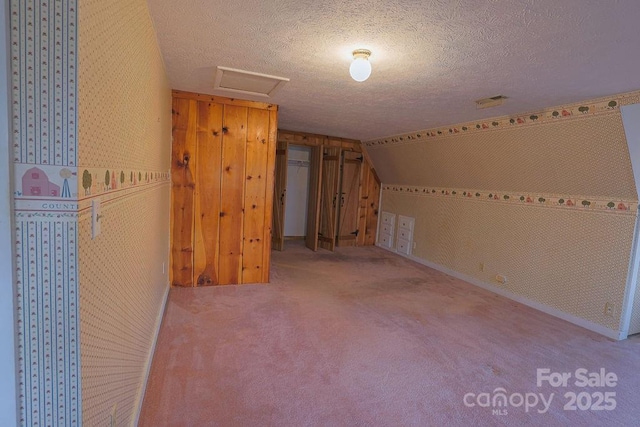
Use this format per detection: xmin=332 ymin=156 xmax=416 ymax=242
xmin=284 ymin=145 xmax=312 ymax=242
xmin=272 ymin=130 xmax=381 ymax=253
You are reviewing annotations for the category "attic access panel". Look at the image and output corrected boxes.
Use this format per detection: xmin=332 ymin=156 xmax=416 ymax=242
xmin=214 ymin=66 xmax=289 ymax=98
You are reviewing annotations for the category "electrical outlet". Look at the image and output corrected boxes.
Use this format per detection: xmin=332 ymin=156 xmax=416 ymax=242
xmin=495 ymin=274 xmax=507 ymax=284
xmin=604 ymin=302 xmax=615 ymax=317
xmin=479 ymin=262 xmax=485 ymax=272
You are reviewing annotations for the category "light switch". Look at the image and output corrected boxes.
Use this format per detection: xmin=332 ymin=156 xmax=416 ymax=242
xmin=92 ymin=199 xmax=101 ymax=239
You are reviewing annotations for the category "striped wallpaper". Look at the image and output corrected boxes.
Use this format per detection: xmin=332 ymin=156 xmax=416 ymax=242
xmin=10 ymin=0 xmax=81 ymax=425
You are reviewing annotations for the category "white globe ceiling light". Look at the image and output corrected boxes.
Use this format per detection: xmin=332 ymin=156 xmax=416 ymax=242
xmin=349 ymin=49 xmax=372 ymax=82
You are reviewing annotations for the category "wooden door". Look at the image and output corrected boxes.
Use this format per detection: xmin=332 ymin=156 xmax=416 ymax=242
xmin=305 ymin=145 xmax=323 ymax=251
xmin=170 ymin=98 xmax=197 ymax=287
xmin=318 ymin=146 xmax=341 ymax=251
xmin=360 ymin=161 xmax=380 ymax=246
xmin=193 ymin=101 xmax=223 ymax=286
xmin=218 ymin=105 xmax=248 ymax=284
xmin=336 ymin=151 xmax=362 ymax=247
xmin=272 ymin=140 xmax=288 ymax=251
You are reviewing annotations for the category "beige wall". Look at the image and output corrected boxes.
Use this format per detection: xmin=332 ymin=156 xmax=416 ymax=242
xmin=78 ymin=0 xmax=171 ymax=425
xmin=366 ymin=93 xmax=640 ymax=338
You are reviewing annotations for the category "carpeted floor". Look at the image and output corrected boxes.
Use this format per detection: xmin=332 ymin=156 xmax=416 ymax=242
xmin=139 ymin=242 xmax=640 ymax=426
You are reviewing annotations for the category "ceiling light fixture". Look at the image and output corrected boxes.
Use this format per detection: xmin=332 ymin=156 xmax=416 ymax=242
xmin=349 ymin=49 xmax=372 ymax=82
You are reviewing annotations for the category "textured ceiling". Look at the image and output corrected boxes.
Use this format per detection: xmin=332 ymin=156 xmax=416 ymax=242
xmin=148 ymin=0 xmax=640 ymax=141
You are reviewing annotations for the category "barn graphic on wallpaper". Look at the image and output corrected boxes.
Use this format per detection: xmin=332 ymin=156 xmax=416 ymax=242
xmin=20 ymin=166 xmax=75 ymax=198
xmin=22 ymin=167 xmax=60 ymax=196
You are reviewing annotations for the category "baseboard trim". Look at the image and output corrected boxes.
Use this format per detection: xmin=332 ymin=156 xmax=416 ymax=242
xmin=377 ymin=244 xmax=625 ymax=340
xmin=133 ymin=282 xmax=170 ymax=426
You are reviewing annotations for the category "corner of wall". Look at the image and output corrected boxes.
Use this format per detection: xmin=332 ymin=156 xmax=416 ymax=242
xmin=620 ymin=104 xmax=640 ymax=336
xmin=1 ymin=0 xmax=18 ymax=424
xmin=12 ymin=0 xmax=82 ymax=424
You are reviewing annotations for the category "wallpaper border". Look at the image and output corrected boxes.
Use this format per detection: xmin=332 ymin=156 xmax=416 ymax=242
xmin=365 ymin=90 xmax=640 ymax=147
xmin=77 ymin=167 xmax=170 ymax=201
xmin=77 ymin=179 xmax=170 ymax=217
xmin=382 ymin=185 xmax=638 ymax=216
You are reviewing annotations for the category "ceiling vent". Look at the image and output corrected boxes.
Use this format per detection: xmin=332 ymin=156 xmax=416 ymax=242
xmin=214 ymin=66 xmax=289 ymax=98
xmin=475 ymin=95 xmax=507 ymax=109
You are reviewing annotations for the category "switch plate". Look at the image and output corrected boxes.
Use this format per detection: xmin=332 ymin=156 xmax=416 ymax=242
xmin=92 ymin=199 xmax=101 ymax=239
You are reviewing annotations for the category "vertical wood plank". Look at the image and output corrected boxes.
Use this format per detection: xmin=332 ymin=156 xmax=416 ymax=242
xmin=357 ymin=158 xmax=371 ymax=246
xmin=242 ymin=108 xmax=270 ymax=283
xmin=170 ymin=98 xmax=197 ymax=286
xmin=364 ymin=167 xmax=381 ymax=246
xmin=336 ymin=151 xmax=362 ymax=247
xmin=261 ymin=109 xmax=278 ymax=282
xmin=193 ymin=101 xmax=224 ymax=286
xmin=271 ymin=140 xmax=288 ymax=251
xmin=318 ymin=146 xmax=341 ymax=251
xmin=219 ymin=105 xmax=248 ymax=284
xmin=305 ymin=145 xmax=323 ymax=251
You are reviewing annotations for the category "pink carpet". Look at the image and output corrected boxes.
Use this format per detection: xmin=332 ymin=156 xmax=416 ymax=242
xmin=139 ymin=242 xmax=640 ymax=426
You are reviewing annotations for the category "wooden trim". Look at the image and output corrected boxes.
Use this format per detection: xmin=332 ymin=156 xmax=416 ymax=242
xmin=361 ymin=146 xmax=375 ymax=168
xmin=371 ymin=167 xmax=381 ymax=184
xmin=278 ymin=129 xmax=361 ymax=151
xmin=271 ymin=139 xmax=287 ymax=253
xmin=262 ymin=109 xmax=279 ymax=282
xmin=305 ymin=145 xmax=322 ymax=252
xmin=277 ymin=129 xmax=332 ymax=139
xmin=172 ymin=90 xmax=278 ymax=111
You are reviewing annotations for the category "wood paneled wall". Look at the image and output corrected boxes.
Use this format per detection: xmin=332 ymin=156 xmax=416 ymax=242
xmin=275 ymin=129 xmax=380 ymax=249
xmin=171 ymin=91 xmax=277 ymax=286
xmin=358 ymin=159 xmax=381 ymax=246
xmin=318 ymin=146 xmax=341 ymax=251
xmin=337 ymin=150 xmax=362 ymax=247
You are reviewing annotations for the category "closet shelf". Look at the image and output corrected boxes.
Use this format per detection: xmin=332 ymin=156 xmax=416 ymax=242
xmin=287 ymin=159 xmax=310 ymax=166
